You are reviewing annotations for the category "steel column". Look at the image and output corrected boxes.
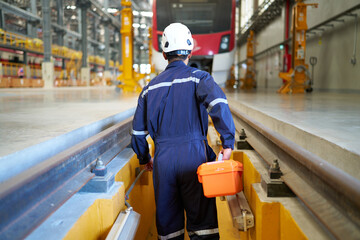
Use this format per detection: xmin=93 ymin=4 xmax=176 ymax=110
xmin=29 ymin=0 xmax=37 ymax=38
xmin=0 ymin=8 xmax=4 ymax=29
xmin=24 ymin=51 xmax=27 ymax=65
xmin=104 ymin=0 xmax=110 ymax=71
xmin=42 ymin=0 xmax=52 ymax=62
xmin=81 ymin=8 xmax=87 ymax=67
xmin=76 ymin=1 xmax=90 ymax=68
xmin=56 ymin=0 xmax=64 ymax=46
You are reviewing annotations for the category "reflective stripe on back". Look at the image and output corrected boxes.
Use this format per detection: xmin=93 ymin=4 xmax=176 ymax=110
xmin=142 ymin=76 xmax=200 ymax=98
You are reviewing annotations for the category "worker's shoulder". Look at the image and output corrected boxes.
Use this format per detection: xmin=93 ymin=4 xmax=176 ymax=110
xmin=147 ymin=71 xmax=166 ymax=86
xmin=189 ymin=67 xmax=211 ymax=80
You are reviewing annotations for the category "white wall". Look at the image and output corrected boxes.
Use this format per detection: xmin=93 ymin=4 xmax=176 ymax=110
xmin=238 ymin=0 xmax=360 ymax=91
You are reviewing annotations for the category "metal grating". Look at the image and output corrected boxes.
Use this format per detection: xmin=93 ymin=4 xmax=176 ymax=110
xmin=238 ymin=0 xmax=285 ymax=46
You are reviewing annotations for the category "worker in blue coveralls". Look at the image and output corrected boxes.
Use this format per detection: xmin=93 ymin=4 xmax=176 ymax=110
xmin=131 ymin=23 xmax=235 ymax=240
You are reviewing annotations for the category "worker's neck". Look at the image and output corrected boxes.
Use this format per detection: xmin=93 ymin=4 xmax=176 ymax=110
xmin=168 ymin=59 xmax=189 ymax=65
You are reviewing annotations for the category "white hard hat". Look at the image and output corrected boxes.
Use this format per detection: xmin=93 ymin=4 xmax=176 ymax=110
xmin=161 ymin=23 xmax=194 ymax=54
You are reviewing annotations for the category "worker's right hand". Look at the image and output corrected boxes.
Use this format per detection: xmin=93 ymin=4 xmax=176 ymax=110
xmin=145 ymin=158 xmax=153 ymax=171
xmin=220 ymin=148 xmax=232 ymax=160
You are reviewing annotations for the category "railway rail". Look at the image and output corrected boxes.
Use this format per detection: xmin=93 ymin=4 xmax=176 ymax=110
xmin=1 ymin=105 xmax=360 ymax=239
xmin=230 ymin=106 xmax=360 ymax=239
xmin=0 ymin=117 xmax=133 ymax=240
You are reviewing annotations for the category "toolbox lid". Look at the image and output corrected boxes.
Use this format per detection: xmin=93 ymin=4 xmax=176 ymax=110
xmin=197 ymin=160 xmax=243 ymax=176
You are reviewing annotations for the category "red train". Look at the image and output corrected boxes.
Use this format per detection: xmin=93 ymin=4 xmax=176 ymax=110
xmin=152 ymin=0 xmax=236 ymax=87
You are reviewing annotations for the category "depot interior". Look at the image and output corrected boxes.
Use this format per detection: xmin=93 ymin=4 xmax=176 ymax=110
xmin=0 ymin=0 xmax=359 ymax=91
xmin=0 ymin=0 xmax=360 ymax=240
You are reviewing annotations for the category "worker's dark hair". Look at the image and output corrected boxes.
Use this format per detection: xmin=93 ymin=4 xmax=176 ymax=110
xmin=166 ymin=54 xmax=188 ymax=61
xmin=165 ymin=50 xmax=190 ymax=61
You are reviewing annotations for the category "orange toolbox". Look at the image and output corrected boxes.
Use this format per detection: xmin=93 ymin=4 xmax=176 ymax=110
xmin=197 ymin=154 xmax=243 ymax=198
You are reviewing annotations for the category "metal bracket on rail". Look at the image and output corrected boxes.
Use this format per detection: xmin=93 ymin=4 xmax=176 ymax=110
xmin=226 ymin=192 xmax=255 ymax=231
xmin=261 ymin=159 xmax=295 ymax=197
xmin=236 ymin=129 xmax=253 ymax=150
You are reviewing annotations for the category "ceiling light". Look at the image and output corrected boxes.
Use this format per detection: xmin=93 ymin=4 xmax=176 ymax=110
xmin=140 ymin=11 xmax=153 ymax=17
xmin=107 ymin=8 xmax=118 ymax=13
xmin=132 ymin=23 xmax=140 ymax=28
xmin=133 ymin=10 xmax=139 ymax=16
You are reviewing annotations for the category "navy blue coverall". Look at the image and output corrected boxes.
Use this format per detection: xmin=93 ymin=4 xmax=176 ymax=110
xmin=131 ymin=60 xmax=235 ymax=239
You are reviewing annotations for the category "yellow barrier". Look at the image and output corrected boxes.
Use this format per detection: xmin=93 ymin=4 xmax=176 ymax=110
xmin=64 ymin=138 xmax=156 ymax=240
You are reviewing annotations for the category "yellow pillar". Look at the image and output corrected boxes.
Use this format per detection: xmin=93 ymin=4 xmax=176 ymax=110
xmin=241 ymin=30 xmax=256 ymax=90
xmin=149 ymin=27 xmax=155 ymax=74
xmin=278 ymin=0 xmax=318 ymax=94
xmin=117 ymin=0 xmax=142 ymax=92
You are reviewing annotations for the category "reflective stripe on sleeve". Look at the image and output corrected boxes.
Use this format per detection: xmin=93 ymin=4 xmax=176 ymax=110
xmin=142 ymin=76 xmax=200 ymax=98
xmin=158 ymin=229 xmax=185 ymax=240
xmin=132 ymin=129 xmax=149 ymax=136
xmin=207 ymin=98 xmax=228 ymax=113
xmin=188 ymin=228 xmax=219 ymax=236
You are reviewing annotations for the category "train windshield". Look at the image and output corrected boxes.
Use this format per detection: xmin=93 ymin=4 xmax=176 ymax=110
xmin=156 ymin=0 xmax=232 ymax=34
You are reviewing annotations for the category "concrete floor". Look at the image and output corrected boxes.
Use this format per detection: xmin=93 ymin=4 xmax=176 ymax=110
xmin=226 ymin=89 xmax=360 ymax=180
xmin=0 ymin=86 xmax=138 ymax=157
xmin=1 ymin=87 xmax=359 ymax=180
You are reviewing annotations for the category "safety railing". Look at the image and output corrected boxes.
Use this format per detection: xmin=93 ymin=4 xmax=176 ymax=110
xmin=1 ymin=62 xmax=26 ymax=77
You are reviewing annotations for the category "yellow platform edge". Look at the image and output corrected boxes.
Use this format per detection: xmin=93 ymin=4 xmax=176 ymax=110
xmin=62 ymin=143 xmax=326 ymax=240
xmin=63 ymin=139 xmax=156 ymax=240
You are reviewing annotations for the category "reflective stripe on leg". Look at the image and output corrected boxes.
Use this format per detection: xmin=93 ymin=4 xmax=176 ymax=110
xmin=158 ymin=229 xmax=185 ymax=240
xmin=188 ymin=228 xmax=219 ymax=236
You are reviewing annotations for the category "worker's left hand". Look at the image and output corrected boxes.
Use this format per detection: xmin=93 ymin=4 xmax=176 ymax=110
xmin=220 ymin=148 xmax=232 ymax=160
xmin=145 ymin=158 xmax=153 ymax=171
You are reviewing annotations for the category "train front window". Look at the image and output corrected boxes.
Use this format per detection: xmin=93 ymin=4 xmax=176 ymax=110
xmin=156 ymin=0 xmax=232 ymax=34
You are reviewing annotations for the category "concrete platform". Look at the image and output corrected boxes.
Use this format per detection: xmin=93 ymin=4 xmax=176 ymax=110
xmin=0 ymin=86 xmax=138 ymax=157
xmin=226 ymin=89 xmax=360 ymax=180
xmin=0 ymin=86 xmax=138 ymax=182
xmin=1 ymin=86 xmax=359 ymax=181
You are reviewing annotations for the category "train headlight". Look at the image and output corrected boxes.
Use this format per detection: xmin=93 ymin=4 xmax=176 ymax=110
xmin=219 ymin=35 xmax=230 ymax=53
xmin=158 ymin=34 xmax=163 ymax=51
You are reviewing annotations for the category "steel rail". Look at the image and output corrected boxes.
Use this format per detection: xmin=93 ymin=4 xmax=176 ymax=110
xmin=0 ymin=117 xmax=133 ymax=240
xmin=230 ymin=106 xmax=360 ymax=239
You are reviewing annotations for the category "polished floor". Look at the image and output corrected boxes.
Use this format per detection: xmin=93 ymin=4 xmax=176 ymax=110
xmin=227 ymin=90 xmax=360 ymax=155
xmin=1 ymin=87 xmax=359 ymax=179
xmin=0 ymin=87 xmax=138 ymax=157
xmin=226 ymin=89 xmax=360 ymax=180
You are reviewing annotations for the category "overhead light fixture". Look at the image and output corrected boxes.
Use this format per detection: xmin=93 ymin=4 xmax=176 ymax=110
xmin=140 ymin=24 xmax=147 ymax=29
xmin=140 ymin=11 xmax=153 ymax=17
xmin=133 ymin=23 xmax=140 ymax=28
xmin=107 ymin=8 xmax=118 ymax=13
xmin=71 ymin=15 xmax=76 ymax=20
xmin=66 ymin=5 xmax=76 ymax=10
xmin=133 ymin=10 xmax=139 ymax=16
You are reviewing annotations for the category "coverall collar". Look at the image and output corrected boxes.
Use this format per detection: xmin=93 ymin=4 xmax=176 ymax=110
xmin=165 ymin=60 xmax=187 ymax=70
